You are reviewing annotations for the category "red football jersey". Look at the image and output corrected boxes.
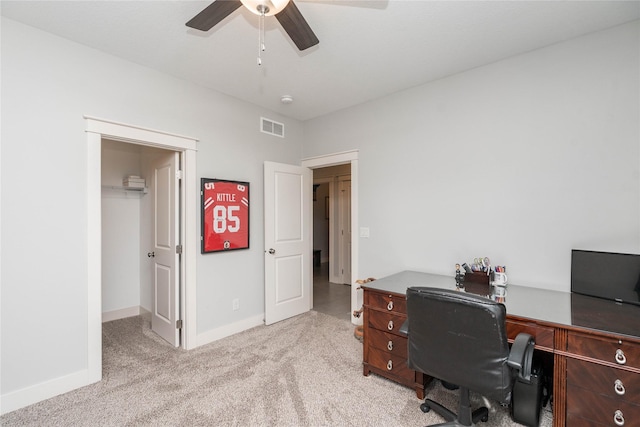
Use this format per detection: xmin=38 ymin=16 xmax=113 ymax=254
xmin=203 ymin=180 xmax=249 ymax=251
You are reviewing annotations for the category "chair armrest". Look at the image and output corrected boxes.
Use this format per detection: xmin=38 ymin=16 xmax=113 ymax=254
xmin=399 ymin=319 xmax=409 ymax=336
xmin=507 ymin=333 xmax=535 ymax=382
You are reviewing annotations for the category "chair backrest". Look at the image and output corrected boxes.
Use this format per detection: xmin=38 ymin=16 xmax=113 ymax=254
xmin=405 ymin=287 xmax=513 ymax=404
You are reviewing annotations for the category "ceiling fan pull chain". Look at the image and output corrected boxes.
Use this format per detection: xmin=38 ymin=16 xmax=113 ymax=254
xmin=257 ymin=9 xmax=266 ymax=66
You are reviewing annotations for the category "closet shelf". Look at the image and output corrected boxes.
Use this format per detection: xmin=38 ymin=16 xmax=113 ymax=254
xmin=102 ymin=185 xmax=148 ymax=194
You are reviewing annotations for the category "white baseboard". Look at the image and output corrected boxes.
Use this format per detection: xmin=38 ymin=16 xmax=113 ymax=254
xmin=102 ymin=306 xmax=141 ymax=323
xmin=1 ymin=369 xmax=95 ymax=415
xmin=195 ymin=314 xmax=264 ymax=348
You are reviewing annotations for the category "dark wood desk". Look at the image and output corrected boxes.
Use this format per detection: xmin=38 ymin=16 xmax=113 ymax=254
xmin=361 ymin=271 xmax=640 ymax=427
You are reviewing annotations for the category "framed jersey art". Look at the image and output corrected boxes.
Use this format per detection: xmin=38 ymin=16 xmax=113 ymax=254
xmin=201 ymin=178 xmax=250 ymax=253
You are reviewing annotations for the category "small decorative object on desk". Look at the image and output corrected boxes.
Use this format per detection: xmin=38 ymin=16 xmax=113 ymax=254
xmin=455 ymin=264 xmax=465 ymax=288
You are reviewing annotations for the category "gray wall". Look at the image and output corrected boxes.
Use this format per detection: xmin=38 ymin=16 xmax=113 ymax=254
xmin=1 ymin=17 xmax=303 ymax=407
xmin=303 ymin=21 xmax=640 ymax=292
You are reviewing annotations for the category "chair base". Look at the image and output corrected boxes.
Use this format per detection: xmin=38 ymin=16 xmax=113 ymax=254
xmin=420 ymin=386 xmax=489 ymax=426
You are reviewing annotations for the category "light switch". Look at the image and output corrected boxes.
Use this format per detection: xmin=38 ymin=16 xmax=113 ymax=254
xmin=360 ymin=227 xmax=370 ymax=238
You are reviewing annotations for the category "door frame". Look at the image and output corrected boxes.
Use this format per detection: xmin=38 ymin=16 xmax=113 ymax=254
xmin=301 ymin=150 xmax=360 ymax=324
xmin=85 ymin=116 xmax=198 ymax=383
xmin=337 ymin=176 xmax=352 ymax=285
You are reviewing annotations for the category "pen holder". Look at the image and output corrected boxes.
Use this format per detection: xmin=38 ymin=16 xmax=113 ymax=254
xmin=464 ymin=271 xmax=490 ymax=285
xmin=461 ymin=272 xmax=491 ymax=296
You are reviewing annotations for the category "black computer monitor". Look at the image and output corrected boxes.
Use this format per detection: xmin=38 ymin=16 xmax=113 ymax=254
xmin=571 ymin=249 xmax=640 ymax=306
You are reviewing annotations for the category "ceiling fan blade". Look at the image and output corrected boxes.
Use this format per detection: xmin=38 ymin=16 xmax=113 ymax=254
xmin=275 ymin=1 xmax=319 ymax=51
xmin=186 ymin=0 xmax=243 ymax=31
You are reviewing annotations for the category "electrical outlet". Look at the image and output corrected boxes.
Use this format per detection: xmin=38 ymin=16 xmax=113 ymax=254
xmin=232 ymin=298 xmax=239 ymax=311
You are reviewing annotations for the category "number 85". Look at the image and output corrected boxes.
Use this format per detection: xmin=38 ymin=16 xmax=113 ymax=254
xmin=213 ymin=205 xmax=240 ymax=233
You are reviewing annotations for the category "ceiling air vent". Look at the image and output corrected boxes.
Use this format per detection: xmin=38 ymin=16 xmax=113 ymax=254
xmin=261 ymin=117 xmax=285 ymax=138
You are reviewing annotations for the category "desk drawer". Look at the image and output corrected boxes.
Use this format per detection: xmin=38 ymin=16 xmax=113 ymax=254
xmin=568 ymin=332 xmax=640 ymax=369
xmin=367 ymin=349 xmax=414 ymax=382
xmin=366 ymin=291 xmax=406 ymax=313
xmin=506 ymin=319 xmax=554 ymax=350
xmin=567 ymin=383 xmax=640 ymax=426
xmin=567 ymin=358 xmax=640 ymax=404
xmin=368 ymin=328 xmax=408 ymax=358
xmin=567 ymin=412 xmax=625 ymax=427
xmin=368 ymin=310 xmax=407 ymax=336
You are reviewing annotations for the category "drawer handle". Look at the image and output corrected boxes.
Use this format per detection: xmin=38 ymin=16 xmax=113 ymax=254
xmin=387 ymin=340 xmax=394 ymax=351
xmin=387 ymin=360 xmax=393 ymax=370
xmin=387 ymin=320 xmax=394 ymax=331
xmin=614 ymin=379 xmax=626 ymax=396
xmin=615 ymin=349 xmax=627 ymax=365
xmin=614 ymin=410 xmax=624 ymax=426
xmin=387 ymin=301 xmax=394 ymax=311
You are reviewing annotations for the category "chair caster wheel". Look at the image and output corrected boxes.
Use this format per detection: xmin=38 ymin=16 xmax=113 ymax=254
xmin=420 ymin=403 xmax=431 ymax=413
xmin=481 ymin=414 xmax=489 ymax=422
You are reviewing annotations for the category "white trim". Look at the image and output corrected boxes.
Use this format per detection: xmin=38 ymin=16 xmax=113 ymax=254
xmin=301 ymin=151 xmax=360 ymax=325
xmin=84 ymin=115 xmax=198 ymax=150
xmin=195 ymin=314 xmax=265 ymax=347
xmin=102 ymin=306 xmax=142 ymax=323
xmin=1 ymin=370 xmax=89 ymax=415
xmin=85 ymin=117 xmax=199 ymax=387
xmin=301 ymin=150 xmax=358 ymax=168
xmin=182 ymin=149 xmax=198 ymax=350
xmin=86 ymin=131 xmax=102 ymax=384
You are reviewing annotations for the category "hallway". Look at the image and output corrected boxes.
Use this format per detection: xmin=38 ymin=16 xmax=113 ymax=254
xmin=312 ymin=262 xmax=351 ymax=321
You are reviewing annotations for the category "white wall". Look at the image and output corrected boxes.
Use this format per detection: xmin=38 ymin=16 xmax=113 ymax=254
xmin=303 ymin=21 xmax=640 ymax=292
xmin=101 ymin=141 xmax=144 ymax=316
xmin=1 ymin=17 xmax=303 ymax=411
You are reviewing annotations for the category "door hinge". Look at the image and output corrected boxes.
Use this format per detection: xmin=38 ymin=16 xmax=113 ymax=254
xmin=176 ymin=319 xmax=183 ymax=329
xmin=176 ymin=170 xmax=183 ymax=180
xmin=176 ymin=244 xmax=183 ymax=254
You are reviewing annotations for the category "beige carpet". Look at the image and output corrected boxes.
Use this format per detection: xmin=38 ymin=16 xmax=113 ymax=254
xmin=1 ymin=311 xmax=552 ymax=426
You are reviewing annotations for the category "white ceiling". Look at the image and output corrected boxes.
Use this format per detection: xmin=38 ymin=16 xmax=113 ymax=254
xmin=2 ymin=1 xmax=639 ymax=121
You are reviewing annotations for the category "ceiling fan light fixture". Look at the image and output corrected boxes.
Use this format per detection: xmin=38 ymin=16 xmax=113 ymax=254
xmin=241 ymin=0 xmax=290 ymax=16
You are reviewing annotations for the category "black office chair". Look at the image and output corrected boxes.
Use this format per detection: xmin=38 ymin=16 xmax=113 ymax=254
xmin=401 ymin=287 xmax=535 ymax=427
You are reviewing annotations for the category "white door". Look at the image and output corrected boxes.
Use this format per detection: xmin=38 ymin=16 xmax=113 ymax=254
xmin=151 ymin=151 xmax=180 ymax=346
xmin=339 ymin=179 xmax=352 ymax=285
xmin=264 ymin=161 xmax=312 ymax=325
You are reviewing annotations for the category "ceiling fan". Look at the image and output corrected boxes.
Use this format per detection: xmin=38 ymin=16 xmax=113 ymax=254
xmin=186 ymin=0 xmax=319 ymax=51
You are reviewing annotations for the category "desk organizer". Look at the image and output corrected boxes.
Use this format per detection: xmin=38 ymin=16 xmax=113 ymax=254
xmin=462 ymin=272 xmax=491 ymax=296
xmin=464 ymin=271 xmax=490 ymax=285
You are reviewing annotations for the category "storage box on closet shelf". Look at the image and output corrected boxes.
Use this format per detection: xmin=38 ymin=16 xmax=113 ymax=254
xmin=122 ymin=175 xmax=146 ymax=189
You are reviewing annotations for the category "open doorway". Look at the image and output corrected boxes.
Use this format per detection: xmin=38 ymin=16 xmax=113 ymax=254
xmin=85 ymin=116 xmax=198 ymax=385
xmin=311 ymin=169 xmax=350 ymax=320
xmin=302 ymin=151 xmax=359 ymax=324
xmin=101 ymin=140 xmax=181 ymax=346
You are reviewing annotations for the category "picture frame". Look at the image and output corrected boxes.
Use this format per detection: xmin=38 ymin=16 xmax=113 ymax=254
xmin=201 ymin=178 xmax=250 ymax=253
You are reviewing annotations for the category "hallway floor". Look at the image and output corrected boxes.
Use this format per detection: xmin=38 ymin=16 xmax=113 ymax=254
xmin=312 ymin=262 xmax=351 ymax=321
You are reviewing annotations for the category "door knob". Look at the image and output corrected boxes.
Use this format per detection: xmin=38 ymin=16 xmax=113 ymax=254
xmin=147 ymin=252 xmax=155 ymax=258
xmin=268 ymin=248 xmax=276 ymax=254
